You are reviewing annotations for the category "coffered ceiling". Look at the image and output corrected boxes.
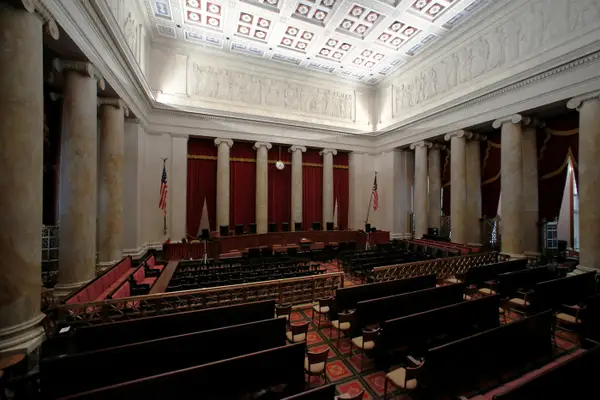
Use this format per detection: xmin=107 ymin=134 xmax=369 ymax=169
xmin=143 ymin=0 xmax=491 ymax=84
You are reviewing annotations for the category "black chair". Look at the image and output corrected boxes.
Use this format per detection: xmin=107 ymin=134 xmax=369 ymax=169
xmin=282 ymin=222 xmax=290 ymax=232
xmin=269 ymin=223 xmax=277 ymax=233
xmin=365 ymin=223 xmax=371 ymax=232
xmin=294 ymin=222 xmax=302 ymax=231
xmin=235 ymin=224 xmax=244 ymax=235
xmin=200 ymin=229 xmax=210 ymax=240
xmin=219 ymin=225 xmax=228 ymax=237
xmin=312 ymin=222 xmax=321 ymax=231
xmin=249 ymin=223 xmax=257 ymax=234
xmin=326 ymin=222 xmax=334 ymax=231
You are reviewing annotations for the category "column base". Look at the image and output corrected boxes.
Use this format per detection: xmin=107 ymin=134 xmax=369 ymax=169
xmin=96 ymin=260 xmax=119 ymax=274
xmin=53 ymin=279 xmax=91 ymax=298
xmin=0 ymin=314 xmax=46 ymax=355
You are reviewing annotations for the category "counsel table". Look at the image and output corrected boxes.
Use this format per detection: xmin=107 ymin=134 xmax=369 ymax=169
xmin=164 ymin=230 xmax=390 ymax=261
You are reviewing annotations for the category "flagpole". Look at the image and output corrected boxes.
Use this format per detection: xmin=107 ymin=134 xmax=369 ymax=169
xmin=364 ymin=172 xmax=376 ymax=225
xmin=162 ymin=158 xmax=168 ymax=236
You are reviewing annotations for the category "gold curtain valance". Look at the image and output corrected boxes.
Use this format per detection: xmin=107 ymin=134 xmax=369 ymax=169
xmin=540 ymin=147 xmax=577 ymax=180
xmin=188 ymin=154 xmax=348 ymax=169
xmin=539 ymin=128 xmax=579 ymax=161
xmin=481 ymin=141 xmax=500 ymax=175
xmin=482 ymin=171 xmax=501 ymax=186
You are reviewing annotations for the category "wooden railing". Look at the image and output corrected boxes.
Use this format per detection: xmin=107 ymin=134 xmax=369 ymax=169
xmin=369 ymin=251 xmax=504 ymax=282
xmin=50 ymin=272 xmax=344 ymax=327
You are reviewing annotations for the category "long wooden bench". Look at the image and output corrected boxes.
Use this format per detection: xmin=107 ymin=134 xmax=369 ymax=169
xmin=42 ymin=300 xmax=276 ymax=357
xmin=41 ymin=317 xmax=286 ymax=399
xmin=335 ymin=274 xmax=436 ymax=312
xmin=379 ymin=294 xmax=501 ymax=365
xmin=529 ymin=271 xmax=596 ymax=314
xmin=64 ymin=257 xmax=134 ymax=304
xmin=282 ymin=384 xmax=336 ymax=400
xmin=497 ymin=266 xmax=557 ymax=297
xmin=356 ymin=283 xmax=466 ymax=329
xmin=59 ymin=343 xmax=306 ymax=400
xmin=460 ymin=259 xmax=528 ymax=286
xmin=420 ymin=311 xmax=555 ymax=399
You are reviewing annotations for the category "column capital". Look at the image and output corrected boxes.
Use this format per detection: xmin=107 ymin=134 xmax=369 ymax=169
xmin=410 ymin=141 xmax=432 ymax=150
xmin=492 ymin=114 xmax=530 ymax=129
xmin=567 ymin=91 xmax=600 ymax=111
xmin=289 ymin=145 xmax=307 ymax=153
xmin=52 ymin=58 xmax=105 ymax=90
xmin=468 ymin=133 xmax=487 ymax=142
xmin=523 ymin=117 xmax=546 ymax=129
xmin=18 ymin=0 xmax=60 ymax=39
xmin=430 ymin=143 xmax=446 ymax=150
xmin=444 ymin=129 xmax=472 ymax=141
xmin=98 ymin=98 xmax=129 ymax=117
xmin=253 ymin=142 xmax=272 ymax=151
xmin=214 ymin=138 xmax=233 ymax=148
xmin=319 ymin=148 xmax=338 ymax=156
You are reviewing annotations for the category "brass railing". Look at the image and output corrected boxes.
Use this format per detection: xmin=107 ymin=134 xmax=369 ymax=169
xmin=369 ymin=251 xmax=501 ymax=282
xmin=50 ymin=272 xmax=344 ymax=327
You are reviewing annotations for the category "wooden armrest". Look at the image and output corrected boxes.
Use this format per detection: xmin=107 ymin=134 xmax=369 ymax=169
xmin=564 ymin=304 xmax=585 ymax=310
xmin=406 ymin=355 xmax=423 ymax=368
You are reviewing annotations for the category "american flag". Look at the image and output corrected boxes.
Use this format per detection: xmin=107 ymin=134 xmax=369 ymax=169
xmin=372 ymin=174 xmax=378 ymax=211
xmin=159 ymin=163 xmax=168 ymax=215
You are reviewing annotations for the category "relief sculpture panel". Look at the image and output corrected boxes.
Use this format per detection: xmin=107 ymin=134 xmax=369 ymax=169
xmin=188 ymin=62 xmax=354 ymax=121
xmin=393 ymin=0 xmax=600 ymax=115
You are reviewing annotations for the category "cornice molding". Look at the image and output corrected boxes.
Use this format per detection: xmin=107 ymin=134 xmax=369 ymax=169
xmin=214 ymin=138 xmax=233 ymax=148
xmin=171 ymin=132 xmax=189 ymax=139
xmin=409 ymin=141 xmax=433 ymax=150
xmin=567 ymin=90 xmax=600 ymax=110
xmin=253 ymin=142 xmax=272 ymax=151
xmin=289 ymin=146 xmax=307 ymax=153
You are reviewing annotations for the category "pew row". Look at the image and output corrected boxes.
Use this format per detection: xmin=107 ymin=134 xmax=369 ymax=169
xmin=41 ymin=317 xmax=286 ymax=399
xmin=42 ymin=300 xmax=275 ymax=357
xmin=282 ymin=384 xmax=336 ymax=400
xmin=529 ymin=271 xmax=596 ymax=314
xmin=64 ymin=257 xmax=133 ymax=304
xmin=59 ymin=343 xmax=306 ymax=400
xmin=460 ymin=259 xmax=528 ymax=287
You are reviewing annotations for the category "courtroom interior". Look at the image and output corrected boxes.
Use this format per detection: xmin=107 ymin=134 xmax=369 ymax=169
xmin=1 ymin=0 xmax=600 ymax=399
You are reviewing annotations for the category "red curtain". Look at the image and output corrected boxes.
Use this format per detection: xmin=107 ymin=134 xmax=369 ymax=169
xmin=268 ymin=145 xmax=291 ymax=228
xmin=186 ymin=138 xmax=217 ymax=238
xmin=303 ymin=149 xmax=323 ymax=230
xmin=333 ymin=152 xmax=349 ymax=229
xmin=229 ymin=142 xmax=256 ymax=230
xmin=43 ymin=87 xmax=62 ymax=225
xmin=481 ymin=133 xmax=501 ymax=218
xmin=538 ymin=112 xmax=579 ymax=222
xmin=441 ymin=148 xmax=451 ymax=216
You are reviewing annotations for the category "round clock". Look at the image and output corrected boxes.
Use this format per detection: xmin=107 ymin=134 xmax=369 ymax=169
xmin=275 ymin=160 xmax=285 ymax=170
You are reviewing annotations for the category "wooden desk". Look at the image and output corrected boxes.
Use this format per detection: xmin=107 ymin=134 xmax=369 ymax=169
xmin=164 ymin=230 xmax=390 ymax=261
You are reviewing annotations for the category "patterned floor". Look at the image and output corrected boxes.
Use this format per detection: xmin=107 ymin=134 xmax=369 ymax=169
xmin=290 ymin=298 xmax=580 ymax=400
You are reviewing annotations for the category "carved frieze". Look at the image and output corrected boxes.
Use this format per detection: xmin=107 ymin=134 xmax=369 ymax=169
xmin=393 ymin=0 xmax=600 ymax=116
xmin=187 ymin=61 xmax=355 ymax=121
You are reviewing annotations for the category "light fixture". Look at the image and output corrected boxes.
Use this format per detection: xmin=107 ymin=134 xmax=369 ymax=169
xmin=276 ymin=146 xmax=285 ymax=170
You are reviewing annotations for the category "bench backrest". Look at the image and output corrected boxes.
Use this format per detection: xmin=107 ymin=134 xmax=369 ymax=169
xmin=381 ymin=294 xmax=501 ymax=358
xmin=424 ymin=310 xmax=554 ymax=397
xmin=59 ymin=343 xmax=306 ymax=400
xmin=356 ymin=283 xmax=466 ymax=328
xmin=65 ymin=257 xmax=132 ymax=304
xmin=530 ymin=271 xmax=596 ymax=312
xmin=336 ymin=274 xmax=436 ymax=311
xmin=42 ymin=300 xmax=276 ymax=357
xmin=281 ymin=384 xmax=336 ymax=400
xmin=497 ymin=266 xmax=556 ymax=296
xmin=464 ymin=259 xmax=527 ymax=285
xmin=41 ymin=317 xmax=286 ymax=399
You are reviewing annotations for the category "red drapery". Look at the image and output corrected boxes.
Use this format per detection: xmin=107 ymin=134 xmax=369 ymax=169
xmin=268 ymin=145 xmax=291 ymax=228
xmin=537 ymin=112 xmax=579 ymax=222
xmin=333 ymin=152 xmax=349 ymax=229
xmin=43 ymin=87 xmax=61 ymax=225
xmin=481 ymin=133 xmax=501 ymax=218
xmin=229 ymin=142 xmax=256 ymax=230
xmin=441 ymin=148 xmax=451 ymax=216
xmin=303 ymin=149 xmax=323 ymax=230
xmin=186 ymin=138 xmax=217 ymax=238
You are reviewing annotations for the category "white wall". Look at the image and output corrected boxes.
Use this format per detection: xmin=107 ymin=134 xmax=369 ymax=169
xmin=170 ymin=135 xmax=188 ymax=241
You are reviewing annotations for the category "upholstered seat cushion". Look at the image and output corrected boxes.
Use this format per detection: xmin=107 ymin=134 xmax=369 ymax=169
xmin=478 ymin=288 xmax=497 ymax=295
xmin=313 ymin=305 xmax=330 ymax=314
xmin=286 ymin=331 xmax=306 ymax=342
xmin=509 ymin=297 xmax=528 ymax=306
xmin=275 ymin=313 xmax=289 ymax=320
xmin=499 ymin=307 xmax=505 ymax=314
xmin=332 ymin=320 xmax=351 ymax=330
xmin=304 ymin=358 xmax=325 ymax=374
xmin=445 ymin=277 xmax=461 ymax=284
xmin=141 ymin=277 xmax=157 ymax=286
xmin=557 ymin=312 xmax=580 ymax=324
xmin=386 ymin=367 xmax=417 ymax=390
xmin=351 ymin=336 xmax=375 ymax=350
xmin=464 ymin=294 xmax=473 ymax=300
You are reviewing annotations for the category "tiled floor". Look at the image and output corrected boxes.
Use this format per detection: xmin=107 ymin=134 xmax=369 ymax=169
xmin=291 ymin=298 xmax=580 ymax=400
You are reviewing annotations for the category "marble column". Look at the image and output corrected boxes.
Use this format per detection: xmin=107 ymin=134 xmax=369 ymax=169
xmin=410 ymin=141 xmax=431 ymax=238
xmin=0 ymin=0 xmax=58 ymax=353
xmin=493 ymin=114 xmax=528 ymax=257
xmin=522 ymin=119 xmax=542 ymax=255
xmin=97 ymin=99 xmax=128 ymax=270
xmin=254 ymin=142 xmax=272 ymax=234
xmin=396 ymin=150 xmax=415 ymax=238
xmin=53 ymin=60 xmax=104 ymax=295
xmin=444 ymin=130 xmax=469 ymax=244
xmin=320 ymin=149 xmax=337 ymax=228
xmin=428 ymin=144 xmax=443 ymax=232
xmin=466 ymin=135 xmax=484 ymax=245
xmin=289 ymin=146 xmax=306 ymax=231
xmin=568 ymin=92 xmax=600 ymax=272
xmin=214 ymin=138 xmax=233 ymax=231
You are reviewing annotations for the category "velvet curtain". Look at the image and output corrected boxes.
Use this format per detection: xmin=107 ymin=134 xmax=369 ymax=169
xmin=537 ymin=112 xmax=579 ymax=222
xmin=441 ymin=147 xmax=451 ymax=216
xmin=303 ymin=149 xmax=323 ymax=230
xmin=268 ymin=145 xmax=291 ymax=228
xmin=186 ymin=138 xmax=217 ymax=238
xmin=43 ymin=87 xmax=61 ymax=225
xmin=481 ymin=132 xmax=501 ymax=218
xmin=229 ymin=142 xmax=256 ymax=230
xmin=333 ymin=152 xmax=349 ymax=229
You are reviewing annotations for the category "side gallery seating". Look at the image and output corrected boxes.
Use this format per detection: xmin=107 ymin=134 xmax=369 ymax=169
xmin=339 ymin=246 xmax=431 ymax=279
xmin=40 ymin=317 xmax=286 ymax=399
xmin=406 ymin=238 xmax=479 ymax=255
xmin=42 ymin=300 xmax=275 ymax=357
xmin=64 ymin=257 xmax=134 ymax=304
xmin=60 ymin=343 xmax=307 ymax=400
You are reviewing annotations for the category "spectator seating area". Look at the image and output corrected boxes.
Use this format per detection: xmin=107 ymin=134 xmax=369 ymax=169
xmin=402 ymin=238 xmax=481 ymax=255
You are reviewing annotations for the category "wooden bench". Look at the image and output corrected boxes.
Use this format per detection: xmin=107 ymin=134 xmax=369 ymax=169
xmin=420 ymin=311 xmax=555 ymax=399
xmin=379 ymin=294 xmax=501 ymax=365
xmin=41 ymin=317 xmax=286 ymax=399
xmin=42 ymin=300 xmax=276 ymax=357
xmin=59 ymin=343 xmax=306 ymax=400
xmin=64 ymin=257 xmax=134 ymax=304
xmin=335 ymin=274 xmax=436 ymax=312
xmin=529 ymin=271 xmax=596 ymax=314
xmin=461 ymin=259 xmax=528 ymax=287
xmin=282 ymin=384 xmax=336 ymax=400
xmin=356 ymin=283 xmax=466 ymax=330
xmin=496 ymin=266 xmax=558 ymax=311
